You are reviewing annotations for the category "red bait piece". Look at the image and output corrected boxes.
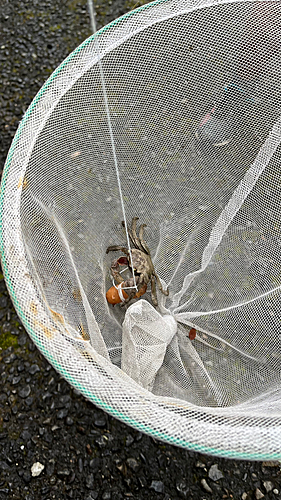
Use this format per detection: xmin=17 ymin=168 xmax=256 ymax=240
xmin=189 ymin=328 xmax=196 ymax=340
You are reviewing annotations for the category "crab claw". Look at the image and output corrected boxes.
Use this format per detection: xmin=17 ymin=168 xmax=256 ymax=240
xmin=117 ymin=256 xmax=128 ymax=266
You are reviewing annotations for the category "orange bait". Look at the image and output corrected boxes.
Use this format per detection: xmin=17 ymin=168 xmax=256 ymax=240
xmin=106 ymin=282 xmax=147 ymax=305
xmin=189 ymin=328 xmax=196 ymax=340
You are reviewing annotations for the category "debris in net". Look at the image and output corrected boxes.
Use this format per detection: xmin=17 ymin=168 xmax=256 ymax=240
xmin=201 ymin=478 xmax=213 ymax=493
xmin=208 ymin=464 xmax=224 ymax=481
xmin=189 ymin=327 xmax=197 ymax=340
xmin=70 ymin=151 xmax=81 ymax=158
xmin=31 ymin=462 xmax=44 ymax=477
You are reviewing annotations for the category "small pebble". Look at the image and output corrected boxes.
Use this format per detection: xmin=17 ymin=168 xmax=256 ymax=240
xmin=126 ymin=458 xmax=139 ymax=472
xmin=85 ymin=493 xmax=98 ymax=500
xmin=57 ymin=469 xmax=70 ymax=477
xmin=31 ymin=462 xmax=44 ymax=477
xmin=208 ymin=464 xmax=224 ymax=481
xmin=201 ymin=479 xmax=212 ymax=493
xmin=273 ymin=489 xmax=279 ymax=495
xmin=12 ymin=376 xmax=21 ymax=385
xmin=125 ymin=434 xmax=134 ymax=447
xmin=102 ymin=492 xmax=111 ymax=500
xmin=18 ymin=385 xmax=31 ymax=399
xmin=242 ymin=493 xmax=247 ymax=500
xmin=20 ymin=430 xmax=31 ymax=441
xmin=29 ymin=364 xmax=40 ymax=375
xmin=150 ymin=480 xmax=164 ymax=493
xmin=57 ymin=408 xmax=68 ymax=419
xmin=78 ymin=457 xmax=83 ymax=473
xmin=4 ymin=353 xmax=17 ymax=364
xmin=255 ymin=488 xmax=264 ymax=499
xmin=94 ymin=413 xmax=107 ymax=428
xmin=263 ymin=481 xmax=274 ymax=493
xmin=196 ymin=460 xmax=206 ymax=468
xmin=86 ymin=473 xmax=94 ymax=489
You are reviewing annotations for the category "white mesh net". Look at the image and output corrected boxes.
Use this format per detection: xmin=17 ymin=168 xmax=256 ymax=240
xmin=1 ymin=0 xmax=281 ymax=459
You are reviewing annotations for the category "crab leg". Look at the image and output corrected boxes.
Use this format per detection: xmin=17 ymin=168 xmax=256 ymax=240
xmin=151 ymin=276 xmax=158 ymax=307
xmin=110 ymin=258 xmax=127 ymax=284
xmin=131 ymin=216 xmax=144 ymax=252
xmin=121 ymin=220 xmax=139 ymax=249
xmin=138 ymin=223 xmax=150 ymax=255
xmin=106 ymin=245 xmax=128 ymax=254
xmin=154 ymin=272 xmax=169 ymax=296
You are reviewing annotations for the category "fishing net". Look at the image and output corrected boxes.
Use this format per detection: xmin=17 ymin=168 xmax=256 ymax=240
xmin=1 ymin=0 xmax=281 ymax=460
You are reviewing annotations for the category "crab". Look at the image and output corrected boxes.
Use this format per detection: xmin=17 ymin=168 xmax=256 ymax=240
xmin=106 ymin=217 xmax=169 ymax=307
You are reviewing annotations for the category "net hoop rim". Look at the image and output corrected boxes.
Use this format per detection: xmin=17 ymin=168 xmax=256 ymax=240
xmin=1 ymin=0 xmax=281 ymax=460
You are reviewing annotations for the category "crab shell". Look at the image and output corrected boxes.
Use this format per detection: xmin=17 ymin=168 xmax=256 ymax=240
xmin=106 ymin=282 xmax=147 ymax=305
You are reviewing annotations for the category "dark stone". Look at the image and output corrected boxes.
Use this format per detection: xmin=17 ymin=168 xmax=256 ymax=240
xmin=4 ymin=353 xmax=17 ymax=364
xmin=17 ymin=333 xmax=27 ymax=346
xmin=0 ymin=460 xmax=10 ymax=471
xmin=89 ymin=458 xmax=100 ymax=472
xmin=150 ymin=480 xmax=165 ymax=493
xmin=57 ymin=469 xmax=70 ymax=477
xmin=78 ymin=457 xmax=83 ymax=473
xmin=57 ymin=408 xmax=68 ymax=419
xmin=11 ymin=405 xmax=18 ymax=415
xmin=0 ymin=295 xmax=8 ymax=307
xmin=25 ymin=396 xmax=34 ymax=406
xmin=29 ymin=364 xmax=40 ymax=375
xmin=59 ymin=395 xmax=71 ymax=405
xmin=85 ymin=493 xmax=99 ymax=500
xmin=20 ymin=430 xmax=31 ymax=441
xmin=86 ymin=473 xmax=94 ymax=489
xmin=18 ymin=385 xmax=31 ymax=399
xmin=46 ymin=461 xmax=55 ymax=476
xmin=126 ymin=457 xmax=139 ymax=472
xmin=93 ymin=413 xmax=107 ymax=428
xmin=102 ymin=492 xmax=111 ymax=500
xmin=12 ymin=375 xmax=21 ymax=385
xmin=22 ymin=471 xmax=32 ymax=483
xmin=125 ymin=434 xmax=134 ymax=447
xmin=0 ymin=393 xmax=8 ymax=403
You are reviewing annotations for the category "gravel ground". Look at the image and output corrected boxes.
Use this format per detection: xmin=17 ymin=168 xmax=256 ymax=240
xmin=1 ymin=1 xmax=281 ymax=499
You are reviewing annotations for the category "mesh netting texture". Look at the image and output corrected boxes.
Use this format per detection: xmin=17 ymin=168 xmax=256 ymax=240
xmin=1 ymin=0 xmax=281 ymax=460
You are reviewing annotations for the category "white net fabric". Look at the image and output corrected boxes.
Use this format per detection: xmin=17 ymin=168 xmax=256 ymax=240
xmin=1 ymin=0 xmax=281 ymax=459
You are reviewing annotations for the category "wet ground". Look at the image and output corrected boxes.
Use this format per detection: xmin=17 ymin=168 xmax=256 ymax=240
xmin=1 ymin=1 xmax=281 ymax=499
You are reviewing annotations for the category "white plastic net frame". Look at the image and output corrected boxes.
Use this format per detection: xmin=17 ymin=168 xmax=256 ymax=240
xmin=1 ymin=0 xmax=281 ymax=460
